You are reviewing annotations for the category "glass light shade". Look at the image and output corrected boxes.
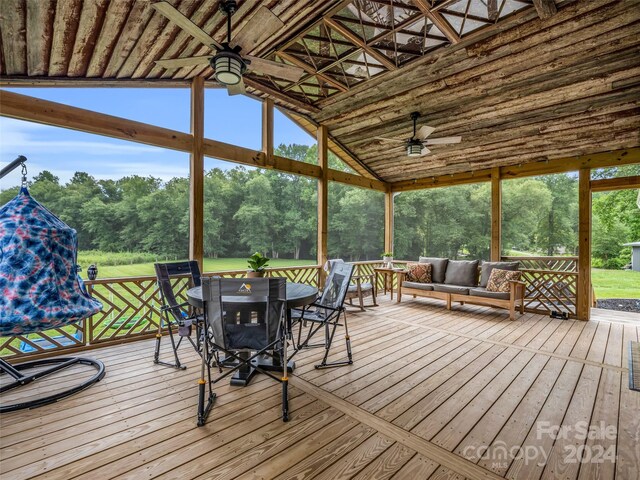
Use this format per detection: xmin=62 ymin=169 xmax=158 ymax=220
xmin=214 ymin=53 xmax=243 ymax=85
xmin=407 ymin=142 xmax=422 ymax=157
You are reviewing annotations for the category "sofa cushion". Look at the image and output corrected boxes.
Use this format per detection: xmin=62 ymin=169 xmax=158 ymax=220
xmin=469 ymin=287 xmax=510 ymax=300
xmin=487 ymin=268 xmax=522 ymax=293
xmin=480 ymin=261 xmax=520 ymax=287
xmin=402 ymin=281 xmax=434 ymax=291
xmin=406 ymin=262 xmax=432 ymax=283
xmin=419 ymin=257 xmax=448 ymax=283
xmin=433 ymin=284 xmax=470 ymax=295
xmin=444 ymin=260 xmax=479 ymax=286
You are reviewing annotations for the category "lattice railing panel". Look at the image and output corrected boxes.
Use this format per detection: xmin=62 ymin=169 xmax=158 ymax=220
xmin=502 ymin=256 xmax=578 ymax=316
xmin=1 ymin=265 xmax=323 ymax=360
xmin=0 ymin=322 xmax=86 ymax=359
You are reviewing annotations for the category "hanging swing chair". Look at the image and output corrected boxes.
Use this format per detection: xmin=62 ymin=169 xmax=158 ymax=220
xmin=0 ymin=156 xmax=105 ymax=413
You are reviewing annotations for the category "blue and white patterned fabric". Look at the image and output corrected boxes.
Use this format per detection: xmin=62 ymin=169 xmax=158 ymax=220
xmin=0 ymin=187 xmax=102 ymax=336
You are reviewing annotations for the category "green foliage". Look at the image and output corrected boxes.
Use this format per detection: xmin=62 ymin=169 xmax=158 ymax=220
xmin=381 ymin=252 xmax=393 ymax=257
xmin=247 ymin=252 xmax=270 ymax=271
xmin=592 ymin=269 xmax=640 ymax=299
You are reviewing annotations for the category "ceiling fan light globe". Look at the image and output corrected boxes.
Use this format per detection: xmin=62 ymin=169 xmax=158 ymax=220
xmin=407 ymin=141 xmax=422 ymax=157
xmin=213 ymin=51 xmax=245 ymax=85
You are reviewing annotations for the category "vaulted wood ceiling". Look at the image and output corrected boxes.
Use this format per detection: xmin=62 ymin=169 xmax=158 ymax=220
xmin=0 ymin=0 xmax=638 ymax=183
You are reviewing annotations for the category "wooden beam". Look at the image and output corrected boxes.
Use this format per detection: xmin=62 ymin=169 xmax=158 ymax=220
xmin=189 ymin=77 xmax=204 ymax=270
xmin=0 ymin=89 xmax=325 ymax=180
xmin=413 ymin=0 xmax=460 ymax=44
xmin=323 ymin=18 xmax=398 ymax=71
xmin=577 ymin=168 xmax=591 ymax=321
xmin=391 ymin=148 xmax=640 ymax=192
xmin=491 ymin=167 xmax=501 ymax=261
xmin=262 ymin=98 xmax=274 ymax=167
xmin=280 ymin=108 xmax=384 ymax=181
xmin=590 ymin=175 xmax=640 ymax=192
xmin=533 ymin=0 xmax=558 ymax=20
xmin=328 ymin=169 xmax=387 ymax=191
xmin=276 ymin=50 xmax=349 ymax=93
xmin=384 ymin=187 xmax=393 ymax=255
xmin=317 ymin=125 xmax=329 ymax=286
xmin=243 ymin=77 xmax=321 ymax=114
xmin=0 ymin=77 xmax=197 ymax=87
xmin=0 ymin=89 xmax=193 ymax=152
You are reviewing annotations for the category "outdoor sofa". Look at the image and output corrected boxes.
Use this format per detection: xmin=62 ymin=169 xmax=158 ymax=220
xmin=397 ymin=258 xmax=526 ymax=320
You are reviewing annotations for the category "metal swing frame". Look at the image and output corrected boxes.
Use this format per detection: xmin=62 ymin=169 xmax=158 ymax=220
xmin=1 ymin=155 xmax=106 ymax=412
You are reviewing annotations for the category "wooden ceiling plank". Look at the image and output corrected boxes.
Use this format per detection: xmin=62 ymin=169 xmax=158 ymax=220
xmin=67 ymin=0 xmax=110 ymax=77
xmin=146 ymin=0 xmax=218 ymax=78
xmin=130 ymin=1 xmax=203 ymax=79
xmin=317 ymin=0 xmax=626 ymax=126
xmin=48 ymin=0 xmax=82 ymax=76
xmin=533 ymin=0 xmax=558 ymax=20
xmin=25 ymin=0 xmax=54 ymax=76
xmin=326 ymin=7 xmax=640 ymax=139
xmin=86 ymin=0 xmax=135 ymax=78
xmin=0 ymin=0 xmax=27 ymax=75
xmin=339 ymin=40 xmax=640 ymax=143
xmin=102 ymin=1 xmax=153 ymax=78
xmin=117 ymin=1 xmax=196 ymax=79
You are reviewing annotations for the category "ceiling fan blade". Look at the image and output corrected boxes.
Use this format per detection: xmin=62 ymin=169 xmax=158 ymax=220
xmin=227 ymin=78 xmax=246 ymax=96
xmin=423 ymin=136 xmax=462 ymax=145
xmin=374 ymin=136 xmax=405 ymax=143
xmin=420 ymin=147 xmax=432 ymax=156
xmin=155 ymin=56 xmax=210 ymax=69
xmin=245 ymin=56 xmax=304 ymax=82
xmin=231 ymin=6 xmax=284 ymax=52
xmin=416 ymin=125 xmax=436 ymax=140
xmin=152 ymin=1 xmax=222 ymax=51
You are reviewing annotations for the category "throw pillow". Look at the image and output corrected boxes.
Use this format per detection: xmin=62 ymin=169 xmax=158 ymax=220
xmin=406 ymin=262 xmax=432 ymax=283
xmin=486 ymin=268 xmax=522 ymax=293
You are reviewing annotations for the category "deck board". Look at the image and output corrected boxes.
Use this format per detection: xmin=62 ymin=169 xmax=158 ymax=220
xmin=1 ymin=297 xmax=638 ymax=479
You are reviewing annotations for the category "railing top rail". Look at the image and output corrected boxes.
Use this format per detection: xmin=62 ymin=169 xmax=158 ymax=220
xmin=84 ymin=264 xmax=322 ymax=285
xmin=501 ymin=256 xmax=579 ymax=261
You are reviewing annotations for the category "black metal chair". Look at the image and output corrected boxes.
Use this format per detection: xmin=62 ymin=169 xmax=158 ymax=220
xmin=153 ymin=261 xmax=203 ymax=370
xmin=291 ymin=261 xmax=355 ymax=369
xmin=197 ymin=277 xmax=289 ymax=426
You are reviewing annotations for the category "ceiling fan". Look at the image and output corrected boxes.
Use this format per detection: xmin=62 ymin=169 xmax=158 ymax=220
xmin=151 ymin=0 xmax=305 ymax=95
xmin=375 ymin=112 xmax=462 ymax=157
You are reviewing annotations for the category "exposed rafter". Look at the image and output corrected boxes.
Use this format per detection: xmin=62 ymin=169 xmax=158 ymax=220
xmin=413 ymin=0 xmax=460 ymax=44
xmin=533 ymin=0 xmax=558 ymax=20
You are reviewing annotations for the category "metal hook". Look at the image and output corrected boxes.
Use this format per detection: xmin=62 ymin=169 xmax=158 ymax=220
xmin=21 ymin=162 xmax=28 ymax=187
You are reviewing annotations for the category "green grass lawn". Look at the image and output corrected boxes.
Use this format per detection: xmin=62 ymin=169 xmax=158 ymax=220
xmin=591 ymin=268 xmax=640 ymax=299
xmin=95 ymin=257 xmax=317 ymax=279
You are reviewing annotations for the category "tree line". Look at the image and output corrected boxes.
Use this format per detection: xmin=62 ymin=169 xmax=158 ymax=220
xmin=1 ymin=144 xmax=637 ymax=267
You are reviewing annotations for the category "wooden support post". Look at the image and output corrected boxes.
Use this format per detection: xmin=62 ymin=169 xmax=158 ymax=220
xmin=262 ymin=98 xmax=274 ymax=167
xmin=317 ymin=124 xmax=329 ymax=287
xmin=491 ymin=167 xmax=502 ymax=261
xmin=384 ymin=187 xmax=393 ymax=255
xmin=577 ymin=168 xmax=591 ymax=321
xmin=190 ymin=77 xmax=205 ymax=270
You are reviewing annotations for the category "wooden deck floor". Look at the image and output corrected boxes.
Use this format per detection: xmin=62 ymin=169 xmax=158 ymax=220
xmin=1 ymin=297 xmax=639 ymax=479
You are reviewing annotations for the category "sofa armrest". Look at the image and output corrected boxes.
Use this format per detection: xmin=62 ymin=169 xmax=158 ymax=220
xmin=509 ymin=280 xmax=526 ymax=300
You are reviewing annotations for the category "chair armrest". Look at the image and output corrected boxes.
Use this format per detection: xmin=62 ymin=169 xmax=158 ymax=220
xmin=352 ymin=273 xmax=374 ymax=283
xmin=160 ymin=301 xmax=191 ymax=312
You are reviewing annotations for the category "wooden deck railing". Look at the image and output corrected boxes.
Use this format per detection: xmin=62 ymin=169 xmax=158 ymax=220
xmin=0 ymin=265 xmax=321 ymax=361
xmin=0 ymin=257 xmax=581 ymax=360
xmin=502 ymin=256 xmax=578 ymax=316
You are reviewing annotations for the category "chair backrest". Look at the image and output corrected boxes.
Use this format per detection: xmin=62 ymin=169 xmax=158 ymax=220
xmin=154 ymin=261 xmax=202 ymax=322
xmin=201 ymin=277 xmax=286 ymax=351
xmin=317 ymin=261 xmax=354 ymax=310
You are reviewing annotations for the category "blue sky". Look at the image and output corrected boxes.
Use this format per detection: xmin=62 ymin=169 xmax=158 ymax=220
xmin=0 ymin=88 xmax=315 ymax=191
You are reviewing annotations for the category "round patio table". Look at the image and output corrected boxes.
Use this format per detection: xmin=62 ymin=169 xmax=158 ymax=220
xmin=186 ymin=282 xmax=318 ymax=386
xmin=186 ymin=282 xmax=318 ymax=310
